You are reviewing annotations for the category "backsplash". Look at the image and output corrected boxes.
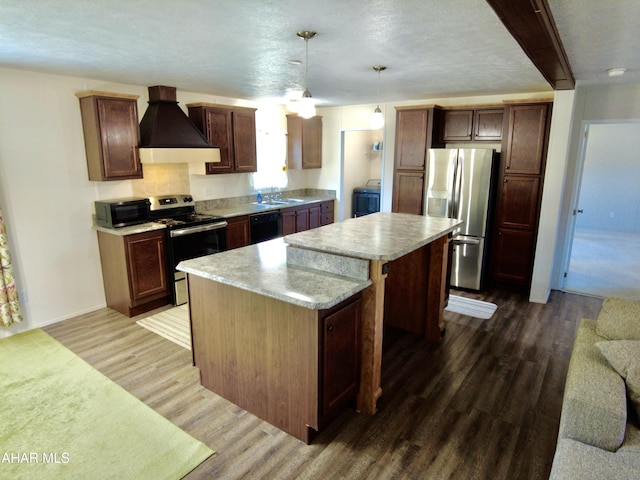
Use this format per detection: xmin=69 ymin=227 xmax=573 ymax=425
xmin=196 ymin=188 xmax=336 ymax=211
xmin=132 ymin=164 xmax=191 ymax=197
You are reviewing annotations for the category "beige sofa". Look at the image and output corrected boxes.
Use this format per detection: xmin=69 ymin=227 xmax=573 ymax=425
xmin=550 ymin=298 xmax=640 ymax=479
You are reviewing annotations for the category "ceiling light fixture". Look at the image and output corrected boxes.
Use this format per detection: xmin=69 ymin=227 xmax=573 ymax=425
xmin=607 ymin=67 xmax=626 ymax=77
xmin=371 ymin=66 xmax=387 ymax=129
xmin=297 ymin=30 xmax=317 ymax=119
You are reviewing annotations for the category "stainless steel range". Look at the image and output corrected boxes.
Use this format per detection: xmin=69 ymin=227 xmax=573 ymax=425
xmin=149 ymin=194 xmax=227 ymax=305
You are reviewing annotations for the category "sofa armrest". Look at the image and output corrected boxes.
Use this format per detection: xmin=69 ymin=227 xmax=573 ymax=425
xmin=558 ymin=320 xmax=627 ymax=451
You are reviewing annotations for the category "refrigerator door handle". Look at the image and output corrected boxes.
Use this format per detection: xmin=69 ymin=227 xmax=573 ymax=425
xmin=449 ymin=152 xmax=459 ymax=218
xmin=452 ymin=237 xmax=481 ymax=246
xmin=452 ymin=152 xmax=463 ymax=219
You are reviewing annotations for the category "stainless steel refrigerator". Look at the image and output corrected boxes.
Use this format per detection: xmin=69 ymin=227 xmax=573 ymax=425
xmin=424 ymin=148 xmax=496 ymax=290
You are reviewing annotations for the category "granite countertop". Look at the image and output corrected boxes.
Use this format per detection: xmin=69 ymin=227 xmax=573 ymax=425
xmin=200 ymin=196 xmax=331 ymax=218
xmin=284 ymin=212 xmax=463 ymax=261
xmin=177 ymin=238 xmax=370 ymax=310
xmin=93 ymin=222 xmax=166 ymax=236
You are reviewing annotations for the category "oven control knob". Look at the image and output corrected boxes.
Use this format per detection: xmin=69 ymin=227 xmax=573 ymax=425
xmin=183 ymin=196 xmax=193 ymax=203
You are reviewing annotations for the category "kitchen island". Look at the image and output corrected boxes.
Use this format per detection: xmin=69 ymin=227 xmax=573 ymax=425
xmin=178 ymin=212 xmax=461 ymax=442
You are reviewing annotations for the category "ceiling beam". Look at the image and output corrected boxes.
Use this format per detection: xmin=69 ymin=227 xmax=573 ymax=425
xmin=486 ymin=0 xmax=575 ymax=90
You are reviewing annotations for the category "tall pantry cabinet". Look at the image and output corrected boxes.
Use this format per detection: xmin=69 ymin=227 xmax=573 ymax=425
xmin=390 ymin=100 xmax=553 ymax=291
xmin=490 ymin=102 xmax=552 ymax=288
xmin=391 ymin=106 xmax=443 ymax=214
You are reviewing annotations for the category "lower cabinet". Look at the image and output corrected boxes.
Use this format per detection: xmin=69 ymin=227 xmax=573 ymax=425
xmin=321 ymin=297 xmax=361 ymax=421
xmin=392 ymin=170 xmax=424 ymax=215
xmin=225 ymin=215 xmax=250 ymax=250
xmin=491 ymin=228 xmax=536 ymax=284
xmin=97 ymin=229 xmax=170 ymax=317
xmin=281 ymin=200 xmax=333 ymax=235
xmin=189 ymin=274 xmax=361 ymax=443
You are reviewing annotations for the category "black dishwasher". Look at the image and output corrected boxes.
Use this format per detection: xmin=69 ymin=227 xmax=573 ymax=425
xmin=249 ymin=211 xmax=282 ymax=244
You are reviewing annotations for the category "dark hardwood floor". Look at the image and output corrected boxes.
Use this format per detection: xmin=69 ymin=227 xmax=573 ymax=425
xmin=42 ymin=289 xmax=602 ymax=479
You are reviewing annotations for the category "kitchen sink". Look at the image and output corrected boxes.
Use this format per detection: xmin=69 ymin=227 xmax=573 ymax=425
xmin=251 ymin=198 xmax=306 ymax=206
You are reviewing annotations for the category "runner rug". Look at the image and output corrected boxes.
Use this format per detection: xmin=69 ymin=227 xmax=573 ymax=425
xmin=136 ymin=305 xmax=191 ymax=350
xmin=0 ymin=329 xmax=213 ymax=479
xmin=445 ymin=294 xmax=498 ymax=320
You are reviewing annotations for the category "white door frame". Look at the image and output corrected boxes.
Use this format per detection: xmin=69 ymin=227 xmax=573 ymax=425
xmin=559 ymin=119 xmax=640 ymax=290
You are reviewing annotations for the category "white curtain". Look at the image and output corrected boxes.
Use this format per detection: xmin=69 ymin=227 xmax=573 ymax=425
xmin=0 ymin=205 xmax=22 ymax=326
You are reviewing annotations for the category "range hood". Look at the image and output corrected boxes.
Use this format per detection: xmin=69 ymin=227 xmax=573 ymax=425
xmin=138 ymin=85 xmax=220 ymax=165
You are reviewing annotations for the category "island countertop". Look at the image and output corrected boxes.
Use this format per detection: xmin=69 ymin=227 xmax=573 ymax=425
xmin=177 ymin=238 xmax=370 ymax=310
xmin=284 ymin=212 xmax=462 ymax=261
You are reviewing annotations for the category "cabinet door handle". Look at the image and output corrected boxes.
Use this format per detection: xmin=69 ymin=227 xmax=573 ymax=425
xmin=327 ymin=325 xmax=334 ymax=332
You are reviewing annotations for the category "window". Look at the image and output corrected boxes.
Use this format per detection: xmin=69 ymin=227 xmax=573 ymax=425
xmin=251 ymin=129 xmax=288 ymax=191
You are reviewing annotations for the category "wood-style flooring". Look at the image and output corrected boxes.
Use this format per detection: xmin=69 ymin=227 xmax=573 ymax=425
xmin=43 ymin=289 xmax=602 ymax=479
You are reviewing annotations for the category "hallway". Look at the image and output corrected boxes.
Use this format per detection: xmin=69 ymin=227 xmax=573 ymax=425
xmin=563 ymin=228 xmax=640 ymax=300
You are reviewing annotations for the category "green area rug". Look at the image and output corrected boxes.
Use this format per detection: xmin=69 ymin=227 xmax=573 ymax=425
xmin=0 ymin=329 xmax=214 ymax=479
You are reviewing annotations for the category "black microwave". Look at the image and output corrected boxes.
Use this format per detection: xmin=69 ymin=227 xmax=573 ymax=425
xmin=95 ymin=197 xmax=151 ymax=228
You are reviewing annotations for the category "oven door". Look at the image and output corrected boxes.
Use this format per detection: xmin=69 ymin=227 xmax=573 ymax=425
xmin=168 ymin=221 xmax=227 ymax=305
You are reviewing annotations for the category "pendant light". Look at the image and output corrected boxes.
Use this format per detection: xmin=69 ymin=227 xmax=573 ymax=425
xmin=297 ymin=30 xmax=317 ymax=119
xmin=371 ymin=66 xmax=386 ymax=129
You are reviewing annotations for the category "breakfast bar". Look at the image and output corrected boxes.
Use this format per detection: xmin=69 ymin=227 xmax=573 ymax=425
xmin=178 ymin=212 xmax=461 ymax=442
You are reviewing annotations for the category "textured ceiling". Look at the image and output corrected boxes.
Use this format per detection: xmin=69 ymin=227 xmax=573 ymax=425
xmin=1 ymin=1 xmax=638 ymax=107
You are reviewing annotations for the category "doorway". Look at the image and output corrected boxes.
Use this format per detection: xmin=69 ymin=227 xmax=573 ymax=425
xmin=340 ymin=129 xmax=384 ymax=221
xmin=562 ymin=122 xmax=640 ymax=299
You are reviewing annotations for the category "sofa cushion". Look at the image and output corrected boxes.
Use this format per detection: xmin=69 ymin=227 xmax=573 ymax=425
xmin=596 ymin=297 xmax=640 ymax=340
xmin=596 ymin=340 xmax=640 ymax=418
xmin=550 ymin=435 xmax=640 ymax=480
xmin=558 ymin=320 xmax=627 ymax=451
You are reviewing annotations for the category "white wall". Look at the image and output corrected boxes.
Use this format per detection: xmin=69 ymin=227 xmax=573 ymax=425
xmin=575 ymin=123 xmax=640 ymax=233
xmin=0 ymin=68 xmax=289 ymax=336
xmin=529 ymin=90 xmax=576 ymax=303
xmin=552 ymin=83 xmax=640 ymax=290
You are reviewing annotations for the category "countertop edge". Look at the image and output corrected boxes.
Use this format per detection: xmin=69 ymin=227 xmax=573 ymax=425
xmin=284 ymin=222 xmax=461 ymax=261
xmin=179 ymin=263 xmax=371 ymax=310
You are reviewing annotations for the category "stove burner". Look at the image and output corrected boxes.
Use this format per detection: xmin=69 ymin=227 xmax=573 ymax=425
xmin=155 ymin=218 xmax=186 ymax=226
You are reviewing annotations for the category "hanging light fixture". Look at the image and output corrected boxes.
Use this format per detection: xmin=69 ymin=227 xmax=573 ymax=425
xmin=371 ymin=66 xmax=386 ymax=129
xmin=297 ymin=30 xmax=317 ymax=119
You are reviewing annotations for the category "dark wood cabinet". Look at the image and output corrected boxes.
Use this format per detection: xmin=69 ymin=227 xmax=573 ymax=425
xmin=187 ymin=103 xmax=257 ymax=174
xmin=491 ymin=102 xmax=551 ymax=288
xmin=97 ymin=229 xmax=170 ymax=317
xmin=225 ymin=215 xmax=250 ymax=250
xmin=281 ymin=208 xmax=297 ymax=236
xmin=442 ymin=110 xmax=473 ymax=141
xmin=392 ymin=171 xmax=424 ymax=215
xmin=76 ymin=91 xmax=142 ymax=181
xmin=392 ymin=106 xmax=442 ymax=214
xmin=309 ymin=204 xmax=321 ymax=229
xmin=281 ymin=200 xmax=333 ymax=235
xmin=394 ymin=108 xmax=431 ymax=170
xmin=287 ymin=115 xmax=323 ymax=169
xmin=321 ymin=297 xmax=361 ymax=420
xmin=497 ymin=176 xmax=541 ymax=229
xmin=320 ymin=200 xmax=334 ymax=226
xmin=474 ymin=109 xmax=504 ymax=141
xmin=503 ymin=104 xmax=548 ymax=174
xmin=492 ymin=228 xmax=536 ymax=285
xmin=440 ymin=108 xmax=504 ymax=143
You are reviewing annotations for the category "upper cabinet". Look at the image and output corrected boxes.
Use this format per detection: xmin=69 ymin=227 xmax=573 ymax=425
xmin=502 ymin=104 xmax=548 ymax=175
xmin=391 ymin=106 xmax=442 ymax=215
xmin=76 ymin=91 xmax=142 ymax=181
xmin=287 ymin=115 xmax=322 ymax=169
xmin=439 ymin=108 xmax=504 ymax=143
xmin=187 ymin=103 xmax=257 ymax=174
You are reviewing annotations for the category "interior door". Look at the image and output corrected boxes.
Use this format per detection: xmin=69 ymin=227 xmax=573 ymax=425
xmin=562 ymin=122 xmax=640 ymax=298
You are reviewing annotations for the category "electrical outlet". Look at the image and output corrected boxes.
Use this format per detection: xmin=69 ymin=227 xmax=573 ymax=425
xmin=18 ymin=290 xmax=28 ymax=303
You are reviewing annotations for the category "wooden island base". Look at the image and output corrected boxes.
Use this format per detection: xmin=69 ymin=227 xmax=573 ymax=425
xmin=188 ymin=275 xmax=362 ymax=443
